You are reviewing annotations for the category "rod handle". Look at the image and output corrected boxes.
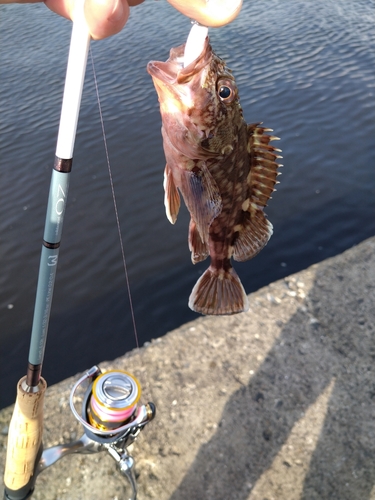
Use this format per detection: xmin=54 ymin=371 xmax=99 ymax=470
xmin=4 ymin=377 xmax=46 ymax=493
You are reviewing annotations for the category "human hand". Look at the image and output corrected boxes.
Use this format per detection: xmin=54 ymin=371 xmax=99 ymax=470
xmin=0 ymin=0 xmax=144 ymax=40
xmin=0 ymin=0 xmax=242 ymax=40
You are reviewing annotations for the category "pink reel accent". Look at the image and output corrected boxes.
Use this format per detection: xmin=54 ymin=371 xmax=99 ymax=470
xmin=90 ymin=395 xmax=136 ymax=423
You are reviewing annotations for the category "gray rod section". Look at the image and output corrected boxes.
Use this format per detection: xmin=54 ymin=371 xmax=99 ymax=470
xmin=27 ymin=159 xmax=71 ymax=376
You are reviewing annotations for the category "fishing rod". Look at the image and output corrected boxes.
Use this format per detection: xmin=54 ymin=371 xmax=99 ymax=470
xmin=3 ymin=2 xmax=90 ymax=496
xmin=3 ymin=2 xmax=155 ymax=499
xmin=3 ymin=0 xmax=242 ymax=497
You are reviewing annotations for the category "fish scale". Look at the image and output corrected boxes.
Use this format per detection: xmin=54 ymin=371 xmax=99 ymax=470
xmin=147 ymin=38 xmax=281 ymax=315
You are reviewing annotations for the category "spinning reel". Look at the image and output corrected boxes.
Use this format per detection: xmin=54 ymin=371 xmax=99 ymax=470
xmin=5 ymin=366 xmax=155 ymax=500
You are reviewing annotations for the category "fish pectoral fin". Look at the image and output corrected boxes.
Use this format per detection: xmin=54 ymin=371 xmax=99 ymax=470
xmin=188 ymin=217 xmax=209 ymax=264
xmin=247 ymin=123 xmax=281 ymax=208
xmin=180 ymin=163 xmax=222 ymax=241
xmin=189 ymin=265 xmax=249 ymax=315
xmin=164 ymin=164 xmax=180 ymax=224
xmin=233 ymin=210 xmax=273 ymax=262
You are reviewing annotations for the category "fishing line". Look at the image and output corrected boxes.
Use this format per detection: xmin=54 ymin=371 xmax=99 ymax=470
xmin=89 ymin=47 xmax=140 ymax=349
xmin=88 ymin=47 xmax=155 ymax=403
xmin=89 ymin=46 xmax=163 ymax=426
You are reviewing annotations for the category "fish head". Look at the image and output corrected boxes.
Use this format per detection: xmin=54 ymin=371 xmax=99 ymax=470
xmin=147 ymin=38 xmax=243 ymax=160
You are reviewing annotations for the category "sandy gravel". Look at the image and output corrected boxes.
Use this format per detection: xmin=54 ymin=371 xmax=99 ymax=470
xmin=1 ymin=236 xmax=375 ymax=500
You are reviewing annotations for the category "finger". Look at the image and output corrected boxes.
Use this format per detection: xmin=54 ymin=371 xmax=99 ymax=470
xmin=45 ymin=0 xmax=131 ymax=40
xmin=84 ymin=0 xmax=130 ymax=40
xmin=45 ymin=0 xmax=76 ymax=21
xmin=166 ymin=0 xmax=242 ymax=27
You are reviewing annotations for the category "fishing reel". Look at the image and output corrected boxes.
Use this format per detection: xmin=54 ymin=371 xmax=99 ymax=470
xmin=70 ymin=365 xmax=155 ymax=447
xmin=34 ymin=366 xmax=154 ymax=500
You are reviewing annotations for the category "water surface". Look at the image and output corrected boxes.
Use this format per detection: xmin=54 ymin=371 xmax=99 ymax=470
xmin=1 ymin=0 xmax=374 ymax=407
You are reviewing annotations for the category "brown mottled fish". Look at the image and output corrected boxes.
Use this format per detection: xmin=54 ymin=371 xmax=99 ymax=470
xmin=147 ymin=38 xmax=281 ymax=315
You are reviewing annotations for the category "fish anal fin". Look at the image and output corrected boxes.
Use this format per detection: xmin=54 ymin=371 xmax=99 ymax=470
xmin=247 ymin=123 xmax=281 ymax=209
xmin=189 ymin=218 xmax=209 ymax=264
xmin=164 ymin=164 xmax=180 ymax=224
xmin=233 ymin=210 xmax=273 ymax=262
xmin=189 ymin=266 xmax=249 ymax=315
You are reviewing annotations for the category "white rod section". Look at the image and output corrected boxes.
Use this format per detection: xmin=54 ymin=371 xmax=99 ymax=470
xmin=56 ymin=0 xmax=90 ymax=159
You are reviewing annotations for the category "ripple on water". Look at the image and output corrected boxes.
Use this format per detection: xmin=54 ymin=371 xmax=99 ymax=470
xmin=0 ymin=0 xmax=374 ymax=407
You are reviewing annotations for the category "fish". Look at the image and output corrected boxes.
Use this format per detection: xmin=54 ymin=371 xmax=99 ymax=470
xmin=147 ymin=37 xmax=281 ymax=315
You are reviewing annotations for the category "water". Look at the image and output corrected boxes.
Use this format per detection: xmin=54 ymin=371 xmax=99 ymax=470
xmin=0 ymin=0 xmax=374 ymax=408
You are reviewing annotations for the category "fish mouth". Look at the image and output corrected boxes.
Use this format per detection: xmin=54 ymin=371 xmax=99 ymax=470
xmin=147 ymin=37 xmax=218 ymax=159
xmin=147 ymin=37 xmax=212 ymax=90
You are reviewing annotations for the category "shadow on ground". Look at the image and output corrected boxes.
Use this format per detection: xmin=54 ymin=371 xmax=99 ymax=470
xmin=168 ymin=238 xmax=375 ymax=500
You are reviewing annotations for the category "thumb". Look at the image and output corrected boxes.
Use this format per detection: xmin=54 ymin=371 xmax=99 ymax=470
xmin=84 ymin=0 xmax=130 ymax=40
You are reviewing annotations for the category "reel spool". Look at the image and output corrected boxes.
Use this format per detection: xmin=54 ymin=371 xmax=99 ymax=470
xmin=70 ymin=365 xmax=155 ymax=439
xmin=87 ymin=370 xmax=141 ymax=431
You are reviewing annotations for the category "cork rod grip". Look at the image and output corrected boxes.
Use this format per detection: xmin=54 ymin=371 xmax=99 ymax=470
xmin=4 ymin=377 xmax=46 ymax=491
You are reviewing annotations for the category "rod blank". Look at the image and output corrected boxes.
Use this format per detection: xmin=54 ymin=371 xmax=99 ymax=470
xmin=56 ymin=2 xmax=90 ymax=159
xmin=4 ymin=1 xmax=90 ymax=497
xmin=26 ymin=0 xmax=90 ymax=384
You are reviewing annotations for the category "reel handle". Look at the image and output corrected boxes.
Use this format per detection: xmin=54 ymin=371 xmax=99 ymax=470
xmin=4 ymin=377 xmax=46 ymax=499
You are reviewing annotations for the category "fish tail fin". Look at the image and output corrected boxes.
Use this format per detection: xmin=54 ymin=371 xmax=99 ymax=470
xmin=189 ymin=266 xmax=249 ymax=315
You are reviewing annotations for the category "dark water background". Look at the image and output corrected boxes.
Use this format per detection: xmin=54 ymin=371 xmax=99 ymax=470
xmin=1 ymin=0 xmax=374 ymax=408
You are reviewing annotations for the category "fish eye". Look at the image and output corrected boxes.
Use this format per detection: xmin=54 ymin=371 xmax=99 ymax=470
xmin=217 ymin=80 xmax=236 ymax=103
xmin=218 ymin=86 xmax=231 ymax=100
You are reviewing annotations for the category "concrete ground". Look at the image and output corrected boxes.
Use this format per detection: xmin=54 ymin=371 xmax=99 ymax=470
xmin=1 ymin=236 xmax=374 ymax=500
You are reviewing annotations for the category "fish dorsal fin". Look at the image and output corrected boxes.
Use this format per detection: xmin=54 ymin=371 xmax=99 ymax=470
xmin=180 ymin=162 xmax=222 ymax=243
xmin=247 ymin=123 xmax=281 ymax=208
xmin=164 ymin=163 xmax=181 ymax=224
xmin=233 ymin=124 xmax=281 ymax=262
